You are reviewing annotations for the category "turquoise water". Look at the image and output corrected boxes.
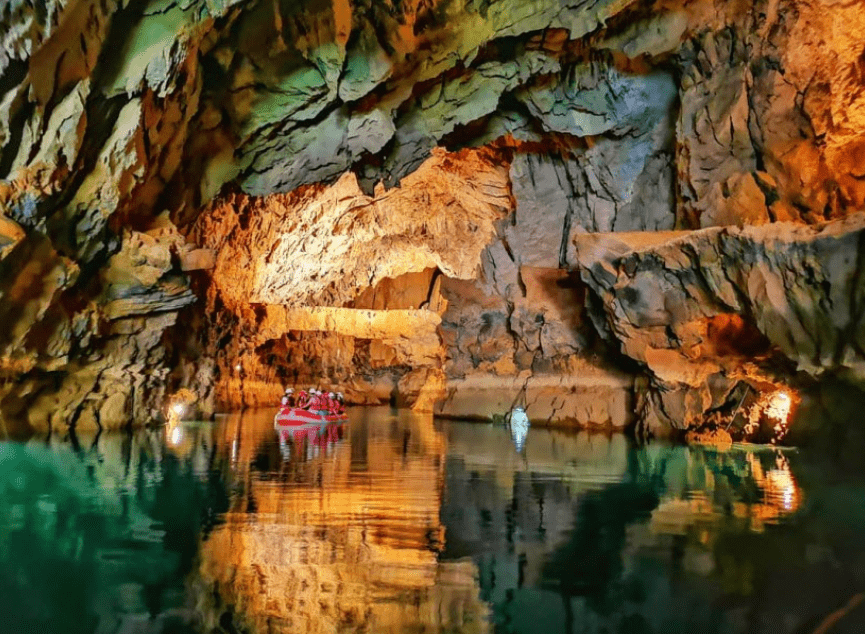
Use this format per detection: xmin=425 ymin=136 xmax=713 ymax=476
xmin=1 ymin=408 xmax=864 ymax=633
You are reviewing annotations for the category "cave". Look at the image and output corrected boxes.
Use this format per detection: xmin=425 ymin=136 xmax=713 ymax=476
xmin=3 ymin=0 xmax=865 ymax=632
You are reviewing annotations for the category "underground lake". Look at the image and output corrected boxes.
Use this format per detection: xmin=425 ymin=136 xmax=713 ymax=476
xmin=2 ymin=407 xmax=865 ymax=634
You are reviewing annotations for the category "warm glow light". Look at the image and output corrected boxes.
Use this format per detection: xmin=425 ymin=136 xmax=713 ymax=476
xmin=743 ymin=388 xmax=798 ymax=443
xmin=171 ymin=402 xmax=185 ymax=416
xmin=766 ymin=455 xmax=801 ymax=513
xmin=169 ymin=425 xmax=182 ymax=446
xmin=766 ymin=391 xmax=792 ymax=422
xmin=783 ymin=487 xmax=794 ymax=511
xmin=235 ymin=364 xmax=242 ymax=372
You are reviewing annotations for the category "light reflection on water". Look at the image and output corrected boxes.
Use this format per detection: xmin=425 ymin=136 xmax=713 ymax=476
xmin=196 ymin=408 xmax=485 ymax=634
xmin=1 ymin=408 xmax=865 ymax=633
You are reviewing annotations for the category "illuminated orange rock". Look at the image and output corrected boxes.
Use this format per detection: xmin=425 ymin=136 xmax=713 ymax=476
xmin=191 ymin=147 xmax=509 ymax=411
xmin=193 ymin=147 xmax=510 ymax=310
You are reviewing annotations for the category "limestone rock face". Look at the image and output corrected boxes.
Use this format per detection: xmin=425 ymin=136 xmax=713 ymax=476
xmin=188 ymin=147 xmax=509 ymax=411
xmin=194 ymin=148 xmax=511 ymax=310
xmin=675 ymin=0 xmax=865 ymax=227
xmin=2 ymin=0 xmax=865 ymax=434
xmin=575 ymin=214 xmax=865 ymax=435
xmin=0 ymin=225 xmax=198 ymax=432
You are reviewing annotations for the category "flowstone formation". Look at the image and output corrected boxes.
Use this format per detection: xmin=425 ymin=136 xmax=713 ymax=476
xmin=1 ymin=0 xmax=864 ymax=438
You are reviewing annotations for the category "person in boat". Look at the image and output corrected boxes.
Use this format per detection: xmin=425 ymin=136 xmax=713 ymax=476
xmin=328 ymin=391 xmax=344 ymax=415
xmin=326 ymin=392 xmax=340 ymax=415
xmin=319 ymin=390 xmax=331 ymax=414
xmin=318 ymin=390 xmax=334 ymax=414
xmin=309 ymin=389 xmax=324 ymax=412
xmin=296 ymin=389 xmax=310 ymax=409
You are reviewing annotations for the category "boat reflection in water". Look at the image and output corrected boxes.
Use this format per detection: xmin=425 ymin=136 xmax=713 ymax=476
xmin=276 ymin=421 xmax=346 ymax=461
xmin=194 ymin=409 xmax=490 ymax=634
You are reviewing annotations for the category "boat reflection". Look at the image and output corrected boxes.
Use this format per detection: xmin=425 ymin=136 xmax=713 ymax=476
xmin=276 ymin=422 xmax=346 ymax=460
xmin=195 ymin=409 xmax=490 ymax=634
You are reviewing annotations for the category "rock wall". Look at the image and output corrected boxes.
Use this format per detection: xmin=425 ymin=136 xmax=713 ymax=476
xmin=185 ymin=147 xmax=510 ymax=412
xmin=0 ymin=218 xmax=208 ymax=433
xmin=1 ymin=0 xmax=864 ymax=436
xmin=575 ymin=214 xmax=865 ymax=437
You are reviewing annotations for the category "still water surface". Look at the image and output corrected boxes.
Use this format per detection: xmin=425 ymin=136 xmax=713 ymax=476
xmin=1 ymin=407 xmax=865 ymax=634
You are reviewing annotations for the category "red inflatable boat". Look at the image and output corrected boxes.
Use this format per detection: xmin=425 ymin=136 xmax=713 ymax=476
xmin=273 ymin=407 xmax=348 ymax=427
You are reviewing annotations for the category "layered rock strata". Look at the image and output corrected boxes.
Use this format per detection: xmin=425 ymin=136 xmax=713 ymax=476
xmin=0 ymin=219 xmax=210 ymax=433
xmin=575 ymin=214 xmax=865 ymax=437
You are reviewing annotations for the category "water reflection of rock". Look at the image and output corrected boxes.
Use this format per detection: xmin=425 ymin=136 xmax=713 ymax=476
xmin=440 ymin=427 xmax=810 ymax=634
xmin=645 ymin=447 xmax=803 ymax=538
xmin=196 ymin=408 xmax=490 ymax=634
xmin=543 ymin=446 xmax=807 ymax=630
xmin=441 ymin=425 xmax=634 ymax=608
xmin=0 ymin=427 xmax=228 ymax=634
xmin=7 ymin=414 xmax=865 ymax=634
